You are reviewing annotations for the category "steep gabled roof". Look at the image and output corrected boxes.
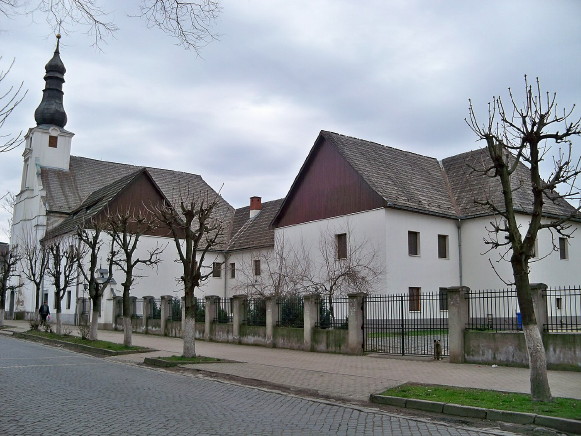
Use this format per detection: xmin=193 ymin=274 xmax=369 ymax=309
xmin=228 ymin=199 xmax=284 ymax=251
xmin=323 ymin=131 xmax=458 ymax=217
xmin=442 ymin=148 xmax=579 ymax=219
xmin=41 ymin=155 xmax=235 ymax=240
xmin=43 ymin=168 xmax=162 ymax=240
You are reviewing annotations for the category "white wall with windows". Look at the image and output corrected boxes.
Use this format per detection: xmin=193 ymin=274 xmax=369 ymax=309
xmin=384 ymin=208 xmax=460 ymax=294
xmin=459 ymin=214 xmax=581 ymax=290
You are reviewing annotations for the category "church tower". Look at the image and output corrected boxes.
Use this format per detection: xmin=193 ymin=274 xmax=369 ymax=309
xmin=11 ymin=36 xmax=74 ymax=311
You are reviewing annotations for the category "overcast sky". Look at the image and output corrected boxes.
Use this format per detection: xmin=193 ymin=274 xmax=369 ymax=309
xmin=1 ymin=0 xmax=580 ymax=239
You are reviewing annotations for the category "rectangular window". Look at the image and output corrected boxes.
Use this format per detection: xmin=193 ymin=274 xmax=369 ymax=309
xmin=253 ymin=259 xmax=261 ymax=276
xmin=559 ymin=237 xmax=568 ymax=260
xmin=408 ymin=231 xmax=420 ymax=256
xmin=409 ymin=287 xmax=421 ymax=311
xmin=439 ymin=288 xmax=448 ymax=311
xmin=438 ymin=234 xmax=448 ymax=259
xmin=336 ymin=233 xmax=347 ymax=259
xmin=48 ymin=135 xmax=58 ymax=148
xmin=212 ymin=262 xmax=222 ymax=278
xmin=555 ymin=297 xmax=562 ymax=310
xmin=66 ymin=290 xmax=71 ymax=310
xmin=230 ymin=262 xmax=236 ymax=279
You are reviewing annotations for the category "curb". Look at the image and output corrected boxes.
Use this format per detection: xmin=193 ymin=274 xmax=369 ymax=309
xmin=370 ymin=394 xmax=581 ymax=435
xmin=12 ymin=332 xmax=154 ymax=356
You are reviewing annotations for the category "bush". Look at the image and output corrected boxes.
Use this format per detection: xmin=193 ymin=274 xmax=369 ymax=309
xmin=78 ymin=323 xmax=90 ymax=340
xmin=29 ymin=319 xmax=41 ymax=330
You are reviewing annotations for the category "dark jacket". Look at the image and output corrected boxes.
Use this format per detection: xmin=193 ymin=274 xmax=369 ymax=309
xmin=39 ymin=304 xmax=50 ymax=316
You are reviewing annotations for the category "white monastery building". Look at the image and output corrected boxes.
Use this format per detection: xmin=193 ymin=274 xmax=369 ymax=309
xmin=5 ymin=40 xmax=580 ymax=325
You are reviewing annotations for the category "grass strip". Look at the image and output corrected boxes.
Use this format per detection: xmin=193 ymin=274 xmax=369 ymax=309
xmin=25 ymin=330 xmax=147 ymax=352
xmin=380 ymin=384 xmax=580 ymax=420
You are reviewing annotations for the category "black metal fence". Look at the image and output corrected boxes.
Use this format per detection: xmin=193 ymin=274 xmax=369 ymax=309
xmin=466 ymin=288 xmax=520 ymax=331
xmin=245 ymin=298 xmax=267 ymax=326
xmin=364 ymin=293 xmax=449 ymax=356
xmin=316 ymin=296 xmax=349 ymax=329
xmin=277 ymin=296 xmax=304 ymax=328
xmin=544 ymin=286 xmax=580 ymax=332
xmin=151 ymin=299 xmax=162 ymax=320
xmin=168 ymin=298 xmax=182 ymax=321
xmin=466 ymin=286 xmax=581 ymax=332
xmin=214 ymin=298 xmax=233 ymax=323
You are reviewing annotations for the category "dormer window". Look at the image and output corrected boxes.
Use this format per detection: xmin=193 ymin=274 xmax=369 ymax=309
xmin=49 ymin=135 xmax=58 ymax=148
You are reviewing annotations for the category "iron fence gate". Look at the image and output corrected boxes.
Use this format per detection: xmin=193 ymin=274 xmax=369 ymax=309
xmin=364 ymin=292 xmax=449 ymax=356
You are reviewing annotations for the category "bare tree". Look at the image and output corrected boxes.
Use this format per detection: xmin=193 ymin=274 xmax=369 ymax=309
xmin=4 ymin=1 xmax=221 ymax=52
xmin=76 ymin=220 xmax=115 ymax=340
xmin=19 ymin=229 xmax=49 ymax=314
xmin=0 ymin=57 xmax=27 ymax=153
xmin=0 ymin=243 xmax=21 ymax=327
xmin=107 ymin=209 xmax=164 ymax=346
xmin=232 ymin=235 xmax=307 ymax=298
xmin=466 ymin=77 xmax=581 ymax=402
xmin=302 ymin=228 xmax=382 ymax=324
xmin=154 ymin=190 xmax=225 ymax=357
xmin=46 ymin=236 xmax=78 ymax=334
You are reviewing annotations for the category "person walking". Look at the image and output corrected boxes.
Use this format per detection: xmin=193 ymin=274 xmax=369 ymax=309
xmin=39 ymin=301 xmax=50 ymax=325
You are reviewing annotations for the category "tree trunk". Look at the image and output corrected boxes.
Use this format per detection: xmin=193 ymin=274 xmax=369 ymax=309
xmin=0 ymin=308 xmax=4 ymax=327
xmin=183 ymin=315 xmax=196 ymax=357
xmin=90 ymin=309 xmax=99 ymax=340
xmin=123 ymin=316 xmax=132 ymax=347
xmin=513 ymin=258 xmax=552 ymax=402
xmin=56 ymin=312 xmax=62 ymax=335
xmin=523 ymin=323 xmax=552 ymax=401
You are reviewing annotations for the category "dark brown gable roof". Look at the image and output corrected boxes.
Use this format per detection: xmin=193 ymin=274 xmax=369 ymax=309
xmin=442 ymin=148 xmax=579 ymax=219
xmin=43 ymin=168 xmax=159 ymax=240
xmin=41 ymin=155 xmax=235 ymax=238
xmin=228 ymin=199 xmax=284 ymax=251
xmin=325 ymin=131 xmax=458 ymax=217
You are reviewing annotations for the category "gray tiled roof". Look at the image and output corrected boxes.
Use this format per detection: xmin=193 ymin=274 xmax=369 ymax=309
xmin=41 ymin=156 xmax=235 ymax=242
xmin=228 ymin=199 xmax=284 ymax=251
xmin=442 ymin=148 xmax=579 ymax=218
xmin=43 ymin=168 xmax=148 ymax=240
xmin=322 ymin=131 xmax=458 ymax=217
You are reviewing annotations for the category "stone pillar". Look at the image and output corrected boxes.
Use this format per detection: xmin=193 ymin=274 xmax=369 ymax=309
xmin=142 ymin=296 xmax=153 ymax=333
xmin=76 ymin=297 xmax=89 ymax=326
xmin=347 ymin=293 xmax=366 ymax=355
xmin=112 ymin=296 xmax=123 ymax=330
xmin=447 ymin=286 xmax=470 ymax=363
xmin=160 ymin=295 xmax=172 ymax=336
xmin=530 ymin=283 xmax=548 ymax=334
xmin=265 ymin=296 xmax=278 ymax=347
xmin=205 ymin=295 xmax=220 ymax=341
xmin=303 ymin=294 xmax=318 ymax=351
xmin=232 ymin=295 xmax=247 ymax=343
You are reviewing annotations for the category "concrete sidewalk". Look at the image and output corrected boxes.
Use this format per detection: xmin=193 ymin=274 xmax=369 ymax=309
xmin=3 ymin=320 xmax=580 ymax=403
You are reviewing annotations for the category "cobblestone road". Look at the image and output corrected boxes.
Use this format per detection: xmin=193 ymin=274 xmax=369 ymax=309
xmin=0 ymin=336 xmax=516 ymax=436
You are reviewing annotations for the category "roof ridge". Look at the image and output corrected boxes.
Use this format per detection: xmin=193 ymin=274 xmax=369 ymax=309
xmin=321 ymin=130 xmax=439 ymax=161
xmin=70 ymin=155 xmax=202 ymax=178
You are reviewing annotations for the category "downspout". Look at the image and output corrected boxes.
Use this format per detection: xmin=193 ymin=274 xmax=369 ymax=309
xmin=223 ymin=252 xmax=229 ymax=299
xmin=457 ymin=219 xmax=463 ymax=286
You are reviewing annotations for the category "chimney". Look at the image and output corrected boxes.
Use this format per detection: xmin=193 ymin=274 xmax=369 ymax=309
xmin=249 ymin=196 xmax=262 ymax=219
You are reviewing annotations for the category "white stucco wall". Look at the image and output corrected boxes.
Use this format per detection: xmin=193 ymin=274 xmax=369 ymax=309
xmin=460 ymin=215 xmax=581 ymax=290
xmin=384 ymin=208 xmax=460 ymax=293
xmin=224 ymin=247 xmax=274 ymax=298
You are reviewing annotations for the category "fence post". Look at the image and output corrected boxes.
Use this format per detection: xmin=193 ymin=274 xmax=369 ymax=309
xmin=530 ymin=283 xmax=548 ymax=333
xmin=160 ymin=295 xmax=172 ymax=336
xmin=205 ymin=295 xmax=220 ymax=341
xmin=303 ymin=294 xmax=318 ymax=351
xmin=265 ymin=296 xmax=278 ymax=347
xmin=142 ymin=296 xmax=152 ymax=333
xmin=447 ymin=286 xmax=470 ymax=363
xmin=347 ymin=293 xmax=366 ymax=355
xmin=232 ymin=295 xmax=247 ymax=344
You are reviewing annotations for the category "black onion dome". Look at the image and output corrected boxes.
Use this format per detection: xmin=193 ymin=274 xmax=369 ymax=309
xmin=34 ymin=36 xmax=67 ymax=128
